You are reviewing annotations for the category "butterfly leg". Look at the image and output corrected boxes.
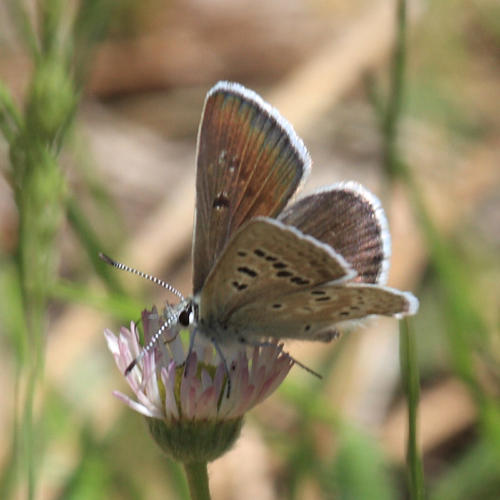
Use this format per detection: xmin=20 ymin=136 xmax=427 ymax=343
xmin=210 ymin=337 xmax=232 ymax=399
xmin=183 ymin=330 xmax=232 ymax=398
xmin=183 ymin=327 xmax=198 ymax=372
xmin=125 ymin=313 xmax=179 ymax=376
xmin=239 ymin=338 xmax=322 ymax=379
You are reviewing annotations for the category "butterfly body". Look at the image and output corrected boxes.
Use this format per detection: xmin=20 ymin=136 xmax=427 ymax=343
xmin=179 ymin=81 xmax=417 ymax=352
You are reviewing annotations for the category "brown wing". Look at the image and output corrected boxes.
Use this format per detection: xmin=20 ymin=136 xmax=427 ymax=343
xmin=279 ymin=182 xmax=390 ymax=284
xmin=198 ymin=217 xmax=355 ymax=330
xmin=192 ymin=82 xmax=310 ymax=293
xmin=230 ymin=281 xmax=419 ymax=340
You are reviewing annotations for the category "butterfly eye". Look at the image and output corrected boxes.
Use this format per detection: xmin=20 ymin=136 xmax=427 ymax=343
xmin=178 ymin=307 xmax=191 ymax=327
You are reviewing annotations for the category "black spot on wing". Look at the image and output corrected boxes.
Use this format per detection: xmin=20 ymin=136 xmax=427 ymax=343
xmin=276 ymin=270 xmax=293 ymax=278
xmin=232 ymin=281 xmax=248 ymax=291
xmin=315 ymin=296 xmax=331 ymax=302
xmin=237 ymin=266 xmax=258 ymax=277
xmin=291 ymin=277 xmax=310 ymax=285
xmin=213 ymin=192 xmax=230 ymax=209
xmin=273 ymin=262 xmax=287 ymax=269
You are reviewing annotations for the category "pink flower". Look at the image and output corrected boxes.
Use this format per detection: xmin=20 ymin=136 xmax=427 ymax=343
xmin=104 ymin=308 xmax=293 ymax=423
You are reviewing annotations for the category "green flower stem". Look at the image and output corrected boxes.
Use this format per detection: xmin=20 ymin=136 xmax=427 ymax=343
xmin=183 ymin=462 xmax=211 ymax=500
xmin=374 ymin=1 xmax=425 ymax=497
xmin=400 ymin=319 xmax=424 ymax=500
xmin=382 ymin=0 xmax=407 ymax=181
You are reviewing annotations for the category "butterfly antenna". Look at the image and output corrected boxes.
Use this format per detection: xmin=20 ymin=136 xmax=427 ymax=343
xmin=124 ymin=310 xmax=179 ymax=375
xmin=99 ymin=253 xmax=184 ymax=300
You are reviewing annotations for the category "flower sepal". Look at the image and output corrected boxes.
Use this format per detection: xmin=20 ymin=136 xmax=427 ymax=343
xmin=147 ymin=415 xmax=243 ymax=463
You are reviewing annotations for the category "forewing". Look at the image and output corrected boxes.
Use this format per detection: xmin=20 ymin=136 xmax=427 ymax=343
xmin=192 ymin=81 xmax=311 ymax=293
xmin=230 ymin=283 xmax=419 ymax=341
xmin=198 ymin=217 xmax=355 ymax=329
xmin=279 ymin=182 xmax=390 ymax=284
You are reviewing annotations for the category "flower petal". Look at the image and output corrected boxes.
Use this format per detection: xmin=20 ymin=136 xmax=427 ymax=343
xmin=113 ymin=390 xmax=162 ymax=418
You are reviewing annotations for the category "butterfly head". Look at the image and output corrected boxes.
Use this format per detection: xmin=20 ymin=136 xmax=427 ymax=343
xmin=176 ymin=299 xmax=196 ymax=329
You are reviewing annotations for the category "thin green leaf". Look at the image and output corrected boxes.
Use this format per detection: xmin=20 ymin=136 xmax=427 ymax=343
xmin=66 ymin=197 xmax=126 ymax=295
xmin=49 ymin=280 xmax=142 ymax=319
xmin=0 ymin=82 xmax=22 ymax=145
xmin=6 ymin=0 xmax=40 ymax=58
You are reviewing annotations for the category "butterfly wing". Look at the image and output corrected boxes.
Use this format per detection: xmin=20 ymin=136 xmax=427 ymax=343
xmin=192 ymin=82 xmax=311 ymax=293
xmin=279 ymin=182 xmax=390 ymax=285
xmin=229 ymin=282 xmax=419 ymax=341
xmin=196 ymin=215 xmax=418 ymax=345
xmin=197 ymin=217 xmax=356 ymax=338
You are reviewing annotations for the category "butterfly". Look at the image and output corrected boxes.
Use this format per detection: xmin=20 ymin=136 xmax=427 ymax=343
xmin=190 ymin=81 xmax=417 ymax=344
xmin=104 ymin=81 xmax=418 ymax=375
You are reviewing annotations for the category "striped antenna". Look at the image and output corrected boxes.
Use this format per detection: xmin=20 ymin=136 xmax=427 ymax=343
xmin=99 ymin=253 xmax=184 ymax=300
xmin=124 ymin=308 xmax=180 ymax=375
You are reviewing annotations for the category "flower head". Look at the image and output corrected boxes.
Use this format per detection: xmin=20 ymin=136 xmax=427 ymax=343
xmin=104 ymin=307 xmax=293 ymax=462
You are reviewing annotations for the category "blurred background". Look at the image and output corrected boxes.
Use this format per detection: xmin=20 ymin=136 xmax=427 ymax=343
xmin=0 ymin=0 xmax=499 ymax=498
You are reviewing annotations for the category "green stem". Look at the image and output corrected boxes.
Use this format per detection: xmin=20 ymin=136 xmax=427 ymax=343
xmin=383 ymin=0 xmax=407 ymax=181
xmin=379 ymin=1 xmax=425 ymax=497
xmin=400 ymin=319 xmax=425 ymax=500
xmin=376 ymin=0 xmax=500 ymax=466
xmin=1 ymin=1 xmax=113 ymax=497
xmin=183 ymin=462 xmax=211 ymax=500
